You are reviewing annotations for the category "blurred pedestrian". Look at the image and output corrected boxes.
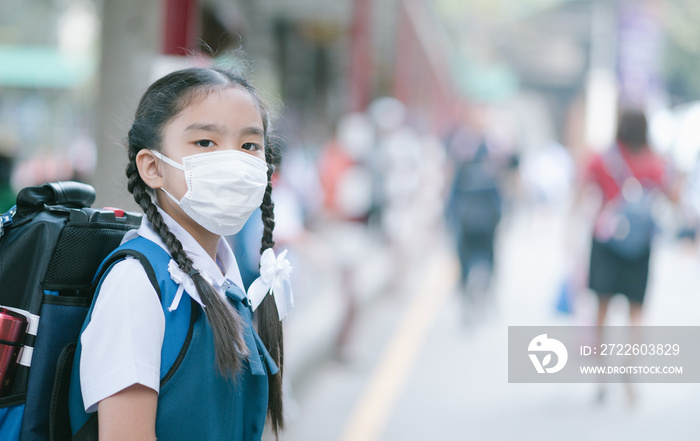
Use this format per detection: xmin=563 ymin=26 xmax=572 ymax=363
xmin=445 ymin=106 xmax=514 ymax=324
xmin=519 ymin=140 xmax=575 ymax=221
xmin=578 ymin=108 xmax=678 ymax=404
xmin=676 ymin=151 xmax=700 ymax=247
xmin=317 ymin=112 xmax=375 ymax=359
xmin=370 ymin=97 xmax=424 ymax=292
xmin=584 ymin=109 xmax=676 ymax=327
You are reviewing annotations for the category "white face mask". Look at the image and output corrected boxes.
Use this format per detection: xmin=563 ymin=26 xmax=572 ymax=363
xmin=151 ymin=150 xmax=268 ymax=236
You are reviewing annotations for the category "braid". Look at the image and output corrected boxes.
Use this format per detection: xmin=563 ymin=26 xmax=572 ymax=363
xmin=127 ymin=153 xmax=249 ymax=375
xmin=260 ymin=156 xmax=276 ymax=253
xmin=257 ymin=145 xmax=284 ymax=436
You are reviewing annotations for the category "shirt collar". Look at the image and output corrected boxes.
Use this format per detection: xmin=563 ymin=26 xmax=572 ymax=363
xmin=123 ymin=208 xmax=246 ymax=302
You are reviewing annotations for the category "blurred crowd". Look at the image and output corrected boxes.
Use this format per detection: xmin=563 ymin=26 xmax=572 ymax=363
xmin=257 ymin=97 xmax=700 ymax=342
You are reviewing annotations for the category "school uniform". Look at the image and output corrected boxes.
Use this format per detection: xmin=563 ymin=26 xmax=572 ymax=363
xmin=68 ymin=208 xmax=277 ymax=440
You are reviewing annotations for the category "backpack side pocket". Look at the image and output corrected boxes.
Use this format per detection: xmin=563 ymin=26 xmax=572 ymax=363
xmin=49 ymin=342 xmax=76 ymax=441
xmin=21 ymin=296 xmax=89 ymax=441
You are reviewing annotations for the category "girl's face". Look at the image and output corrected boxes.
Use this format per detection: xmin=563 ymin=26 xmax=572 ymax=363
xmin=156 ymin=86 xmax=266 ymax=239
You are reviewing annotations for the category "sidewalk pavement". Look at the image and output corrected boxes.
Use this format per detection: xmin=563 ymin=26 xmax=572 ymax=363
xmin=272 ymin=204 xmax=700 ymax=440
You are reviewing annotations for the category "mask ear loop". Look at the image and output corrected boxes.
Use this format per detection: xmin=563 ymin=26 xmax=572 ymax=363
xmin=159 ymin=187 xmax=183 ymax=205
xmin=150 ymin=150 xmax=186 ymax=204
xmin=150 ymin=150 xmax=186 ymax=171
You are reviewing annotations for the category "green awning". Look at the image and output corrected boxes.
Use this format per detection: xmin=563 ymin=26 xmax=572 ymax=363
xmin=451 ymin=57 xmax=519 ymax=102
xmin=0 ymin=46 xmax=94 ymax=89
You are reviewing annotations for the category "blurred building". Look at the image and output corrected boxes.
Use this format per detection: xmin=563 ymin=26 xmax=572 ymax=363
xmin=191 ymin=0 xmax=458 ymax=139
xmin=0 ymin=1 xmax=99 ymax=190
xmin=2 ymin=0 xmax=696 ymax=207
xmin=2 ymin=0 xmax=461 ymax=206
xmin=436 ymin=0 xmax=668 ymax=155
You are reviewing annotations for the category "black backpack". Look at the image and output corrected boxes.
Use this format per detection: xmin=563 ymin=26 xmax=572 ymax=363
xmin=452 ymin=150 xmax=503 ymax=235
xmin=0 ymin=181 xmax=141 ymax=441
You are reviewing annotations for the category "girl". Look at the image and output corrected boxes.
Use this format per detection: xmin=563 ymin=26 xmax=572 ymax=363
xmin=68 ymin=67 xmax=287 ymax=440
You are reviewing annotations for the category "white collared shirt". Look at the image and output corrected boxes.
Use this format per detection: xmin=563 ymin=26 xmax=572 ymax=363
xmin=79 ymin=208 xmax=246 ymax=413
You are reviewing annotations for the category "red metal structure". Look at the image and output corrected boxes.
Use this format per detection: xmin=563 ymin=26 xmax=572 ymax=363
xmin=393 ymin=0 xmax=457 ymax=136
xmin=163 ymin=0 xmax=199 ymax=56
xmin=348 ymin=0 xmax=373 ymax=113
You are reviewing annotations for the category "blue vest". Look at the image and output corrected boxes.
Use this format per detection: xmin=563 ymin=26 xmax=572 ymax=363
xmin=68 ymin=237 xmax=278 ymax=440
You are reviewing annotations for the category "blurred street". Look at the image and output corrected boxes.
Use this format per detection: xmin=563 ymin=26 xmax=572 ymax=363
xmin=5 ymin=1 xmax=700 ymax=440
xmin=277 ymin=200 xmax=700 ymax=441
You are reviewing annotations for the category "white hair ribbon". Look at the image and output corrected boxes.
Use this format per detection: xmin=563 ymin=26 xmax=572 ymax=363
xmin=167 ymin=260 xmax=205 ymax=311
xmin=247 ymin=248 xmax=294 ymax=320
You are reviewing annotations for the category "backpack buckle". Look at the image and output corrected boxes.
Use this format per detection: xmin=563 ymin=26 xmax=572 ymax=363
xmin=0 ymin=206 xmax=16 ymax=237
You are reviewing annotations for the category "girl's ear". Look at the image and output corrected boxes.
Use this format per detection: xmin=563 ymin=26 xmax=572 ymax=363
xmin=136 ymin=150 xmax=165 ymax=189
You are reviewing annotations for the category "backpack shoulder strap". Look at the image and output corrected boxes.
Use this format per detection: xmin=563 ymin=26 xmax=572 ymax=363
xmin=603 ymin=144 xmax=643 ymax=187
xmin=91 ymin=238 xmax=167 ymax=298
xmin=96 ymin=236 xmax=196 ymax=380
xmin=66 ymin=237 xmax=196 ymax=440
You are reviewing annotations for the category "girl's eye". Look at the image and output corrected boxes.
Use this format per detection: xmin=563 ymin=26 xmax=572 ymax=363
xmin=242 ymin=142 xmax=262 ymax=151
xmin=195 ymin=140 xmax=215 ymax=148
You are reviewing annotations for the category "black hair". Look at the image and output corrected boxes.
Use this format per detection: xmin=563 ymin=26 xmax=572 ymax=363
xmin=616 ymin=108 xmax=648 ymax=152
xmin=125 ymin=67 xmax=284 ymax=435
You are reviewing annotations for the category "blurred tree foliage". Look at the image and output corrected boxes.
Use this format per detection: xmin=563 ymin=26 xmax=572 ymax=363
xmin=661 ymin=0 xmax=700 ymax=103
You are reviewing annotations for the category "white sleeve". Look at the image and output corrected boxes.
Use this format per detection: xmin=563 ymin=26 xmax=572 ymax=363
xmin=79 ymin=257 xmax=165 ymax=413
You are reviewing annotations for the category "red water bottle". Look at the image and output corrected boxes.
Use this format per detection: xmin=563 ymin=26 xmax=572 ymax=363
xmin=0 ymin=307 xmax=28 ymax=396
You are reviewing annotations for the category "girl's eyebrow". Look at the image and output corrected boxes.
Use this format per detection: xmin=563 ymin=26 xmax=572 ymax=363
xmin=184 ymin=122 xmax=226 ymax=134
xmin=184 ymin=123 xmax=263 ymax=137
xmin=240 ymin=126 xmax=264 ymax=137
